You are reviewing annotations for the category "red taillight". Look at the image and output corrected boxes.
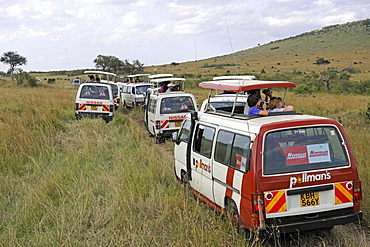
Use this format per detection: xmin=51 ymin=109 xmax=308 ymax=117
xmin=110 ymin=105 xmax=114 ymax=112
xmin=252 ymin=192 xmax=266 ymax=229
xmin=74 ymin=103 xmax=79 ymax=110
xmin=252 ymin=192 xmax=265 ymax=214
xmin=155 ymin=121 xmax=161 ymax=129
xmin=353 ymin=180 xmax=362 ymax=202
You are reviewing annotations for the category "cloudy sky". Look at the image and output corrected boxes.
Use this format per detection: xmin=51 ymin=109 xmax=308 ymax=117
xmin=0 ymin=0 xmax=369 ymax=72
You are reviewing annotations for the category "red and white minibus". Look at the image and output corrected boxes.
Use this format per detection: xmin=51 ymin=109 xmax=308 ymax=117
xmin=172 ymin=78 xmax=362 ymax=234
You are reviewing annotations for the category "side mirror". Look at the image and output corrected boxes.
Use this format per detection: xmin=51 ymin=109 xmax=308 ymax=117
xmin=171 ymin=131 xmax=179 ymax=143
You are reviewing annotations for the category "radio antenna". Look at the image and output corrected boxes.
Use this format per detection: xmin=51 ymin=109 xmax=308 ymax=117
xmin=223 ymin=3 xmax=238 ymax=75
xmin=64 ymin=46 xmax=71 ymax=70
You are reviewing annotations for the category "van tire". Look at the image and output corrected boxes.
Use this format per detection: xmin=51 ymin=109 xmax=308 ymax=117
xmin=155 ymin=136 xmax=161 ymax=144
xmin=226 ymin=200 xmax=245 ymax=235
xmin=181 ymin=171 xmax=193 ymax=198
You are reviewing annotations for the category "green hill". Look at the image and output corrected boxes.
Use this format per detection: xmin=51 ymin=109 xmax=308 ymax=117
xmin=151 ymin=19 xmax=370 ymax=81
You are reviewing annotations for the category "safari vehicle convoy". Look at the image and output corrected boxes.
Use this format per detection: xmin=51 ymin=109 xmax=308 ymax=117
xmin=144 ymin=76 xmax=198 ymax=144
xmin=172 ymin=78 xmax=362 ymax=235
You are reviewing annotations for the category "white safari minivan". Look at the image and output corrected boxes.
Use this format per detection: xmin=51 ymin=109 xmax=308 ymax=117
xmin=172 ymin=78 xmax=362 ymax=235
xmin=74 ymin=82 xmax=115 ymax=123
xmin=144 ymin=77 xmax=198 ymax=143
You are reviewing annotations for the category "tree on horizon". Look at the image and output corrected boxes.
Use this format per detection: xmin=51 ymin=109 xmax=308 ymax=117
xmin=0 ymin=51 xmax=27 ymax=81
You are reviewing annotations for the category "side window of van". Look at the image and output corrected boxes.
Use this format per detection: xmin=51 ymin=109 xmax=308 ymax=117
xmin=178 ymin=120 xmax=191 ymax=142
xmin=148 ymin=99 xmax=157 ymax=113
xmin=193 ymin=125 xmax=215 ymax=158
xmin=215 ymin=130 xmax=250 ymax=172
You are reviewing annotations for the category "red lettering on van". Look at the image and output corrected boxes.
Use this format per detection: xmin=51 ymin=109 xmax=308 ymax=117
xmin=285 ymin=146 xmax=308 ymax=166
xmin=169 ymin=115 xmax=186 ymax=120
xmin=86 ymin=101 xmax=103 ymax=105
xmin=195 ymin=159 xmax=211 ymax=173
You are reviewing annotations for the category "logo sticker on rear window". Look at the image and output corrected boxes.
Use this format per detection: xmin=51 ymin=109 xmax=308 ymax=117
xmin=285 ymin=143 xmax=331 ymax=166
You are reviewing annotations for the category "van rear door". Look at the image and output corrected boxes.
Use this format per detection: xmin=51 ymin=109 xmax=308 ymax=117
xmin=259 ymin=122 xmax=361 ymax=230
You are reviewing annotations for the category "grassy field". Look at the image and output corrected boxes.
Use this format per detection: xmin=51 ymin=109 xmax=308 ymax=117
xmin=0 ymin=77 xmax=369 ymax=246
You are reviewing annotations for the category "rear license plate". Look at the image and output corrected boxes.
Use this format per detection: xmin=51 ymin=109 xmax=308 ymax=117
xmin=90 ymin=105 xmax=98 ymax=110
xmin=174 ymin=121 xmax=182 ymax=127
xmin=300 ymin=192 xmax=320 ymax=207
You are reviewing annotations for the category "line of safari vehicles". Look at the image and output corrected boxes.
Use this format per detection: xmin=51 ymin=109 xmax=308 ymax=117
xmin=75 ymin=72 xmax=362 ymax=237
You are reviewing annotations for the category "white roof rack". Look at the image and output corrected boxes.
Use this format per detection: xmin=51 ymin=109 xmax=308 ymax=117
xmin=84 ymin=71 xmax=117 ymax=76
xmin=126 ymin=74 xmax=151 ymax=78
xmin=148 ymin=74 xmax=173 ymax=79
xmin=150 ymin=77 xmax=186 ymax=83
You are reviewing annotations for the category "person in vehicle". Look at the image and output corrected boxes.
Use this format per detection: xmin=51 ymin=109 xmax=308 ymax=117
xmin=166 ymin=83 xmax=175 ymax=92
xmin=268 ymin=97 xmax=294 ymax=112
xmin=87 ymin=75 xmax=95 ymax=83
xmin=246 ymin=89 xmax=261 ymax=99
xmin=96 ymin=77 xmax=101 ymax=83
xmin=247 ymin=93 xmax=268 ymax=116
xmin=173 ymin=84 xmax=182 ymax=91
xmin=262 ymin=89 xmax=273 ymax=102
xmin=158 ymin=81 xmax=170 ymax=93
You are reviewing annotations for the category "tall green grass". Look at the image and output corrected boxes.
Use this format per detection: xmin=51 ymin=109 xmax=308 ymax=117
xmin=0 ymin=79 xmax=369 ymax=246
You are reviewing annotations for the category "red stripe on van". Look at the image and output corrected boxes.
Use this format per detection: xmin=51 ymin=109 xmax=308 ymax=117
xmin=102 ymin=105 xmax=109 ymax=111
xmin=160 ymin=120 xmax=169 ymax=129
xmin=225 ymin=167 xmax=235 ymax=198
xmin=335 ymin=182 xmax=353 ymax=204
xmin=78 ymin=104 xmax=86 ymax=110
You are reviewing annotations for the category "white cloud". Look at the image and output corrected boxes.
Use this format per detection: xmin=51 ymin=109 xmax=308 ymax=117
xmin=0 ymin=0 xmax=369 ymax=71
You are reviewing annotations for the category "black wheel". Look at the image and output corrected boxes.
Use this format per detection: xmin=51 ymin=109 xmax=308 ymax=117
xmin=181 ymin=171 xmax=193 ymax=197
xmin=226 ymin=200 xmax=245 ymax=235
xmin=123 ymin=101 xmax=128 ymax=108
xmin=155 ymin=136 xmax=161 ymax=144
xmin=132 ymin=102 xmax=135 ymax=108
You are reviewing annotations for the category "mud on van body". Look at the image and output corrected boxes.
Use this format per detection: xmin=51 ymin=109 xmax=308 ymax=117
xmin=172 ymin=79 xmax=362 ymax=235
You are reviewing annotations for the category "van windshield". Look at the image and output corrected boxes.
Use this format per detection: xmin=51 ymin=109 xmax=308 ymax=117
xmin=136 ymin=85 xmax=151 ymax=95
xmin=263 ymin=126 xmax=349 ymax=175
xmin=80 ymin=85 xmax=110 ymax=100
xmin=160 ymin=96 xmax=195 ymax=114
xmin=207 ymin=102 xmax=247 ymax=114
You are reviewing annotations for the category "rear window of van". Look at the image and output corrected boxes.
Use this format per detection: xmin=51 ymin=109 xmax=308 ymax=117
xmin=160 ymin=96 xmax=195 ymax=114
xmin=263 ymin=126 xmax=349 ymax=175
xmin=80 ymin=85 xmax=110 ymax=100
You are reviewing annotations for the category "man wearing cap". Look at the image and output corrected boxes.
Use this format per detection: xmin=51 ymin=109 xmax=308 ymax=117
xmin=166 ymin=83 xmax=175 ymax=92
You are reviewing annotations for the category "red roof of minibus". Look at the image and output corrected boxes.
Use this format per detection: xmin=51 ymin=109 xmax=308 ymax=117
xmin=198 ymin=80 xmax=296 ymax=92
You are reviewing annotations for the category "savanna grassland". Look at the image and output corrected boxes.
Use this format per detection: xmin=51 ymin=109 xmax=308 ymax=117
xmin=0 ymin=76 xmax=369 ymax=246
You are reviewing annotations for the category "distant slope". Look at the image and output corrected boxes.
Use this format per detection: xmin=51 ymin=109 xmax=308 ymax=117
xmin=153 ymin=19 xmax=370 ymax=80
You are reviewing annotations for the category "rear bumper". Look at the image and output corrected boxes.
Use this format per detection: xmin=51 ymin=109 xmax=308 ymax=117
xmin=265 ymin=208 xmax=362 ymax=234
xmin=76 ymin=112 xmax=113 ymax=118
